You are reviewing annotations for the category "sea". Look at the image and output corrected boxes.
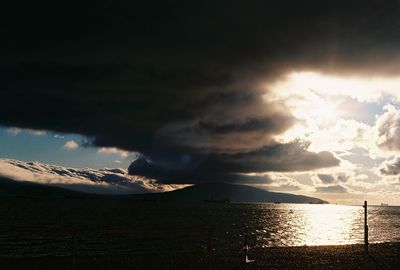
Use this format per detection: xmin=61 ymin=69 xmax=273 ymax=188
xmin=0 ymin=200 xmax=399 ymax=257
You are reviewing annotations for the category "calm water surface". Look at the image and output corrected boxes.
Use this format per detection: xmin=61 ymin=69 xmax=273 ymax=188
xmin=0 ymin=201 xmax=399 ymax=256
xmin=241 ymin=204 xmax=399 ymax=246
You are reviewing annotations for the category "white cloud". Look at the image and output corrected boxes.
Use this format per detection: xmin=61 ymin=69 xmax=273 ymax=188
xmin=269 ymin=71 xmax=400 ymax=103
xmin=258 ymin=71 xmax=400 ymax=204
xmin=27 ymin=129 xmax=46 ymax=136
xmin=6 ymin=127 xmax=22 ymax=135
xmin=0 ymin=159 xmax=183 ymax=194
xmin=97 ymin=147 xmax=130 ymax=158
xmin=63 ymin=140 xmax=79 ymax=150
xmin=307 ymin=119 xmax=374 ymax=153
xmin=6 ymin=127 xmax=46 ymax=136
xmin=375 ymin=104 xmax=400 ymax=152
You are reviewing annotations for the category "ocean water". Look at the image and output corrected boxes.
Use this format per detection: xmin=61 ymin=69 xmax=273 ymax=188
xmin=0 ymin=200 xmax=399 ymax=256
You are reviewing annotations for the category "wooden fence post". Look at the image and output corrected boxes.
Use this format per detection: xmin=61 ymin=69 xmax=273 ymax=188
xmin=363 ymin=201 xmax=369 ymax=254
xmin=244 ymin=225 xmax=254 ymax=263
xmin=72 ymin=233 xmax=77 ymax=270
xmin=244 ymin=225 xmax=248 ymax=261
xmin=107 ymin=232 xmax=112 ymax=270
xmin=207 ymin=227 xmax=213 ymax=270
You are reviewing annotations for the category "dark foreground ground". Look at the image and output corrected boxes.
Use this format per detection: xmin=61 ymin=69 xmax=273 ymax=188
xmin=1 ymin=242 xmax=399 ymax=270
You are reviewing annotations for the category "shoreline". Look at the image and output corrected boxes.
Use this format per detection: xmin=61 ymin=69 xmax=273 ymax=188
xmin=227 ymin=242 xmax=400 ymax=269
xmin=1 ymin=242 xmax=399 ymax=269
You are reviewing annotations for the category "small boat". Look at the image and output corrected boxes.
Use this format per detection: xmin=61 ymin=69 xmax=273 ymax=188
xmin=381 ymin=203 xmax=389 ymax=206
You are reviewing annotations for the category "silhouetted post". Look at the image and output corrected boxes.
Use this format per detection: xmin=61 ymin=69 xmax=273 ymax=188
xmin=72 ymin=233 xmax=77 ymax=270
xmin=244 ymin=225 xmax=248 ymax=261
xmin=207 ymin=227 xmax=213 ymax=270
xmin=363 ymin=201 xmax=369 ymax=253
xmin=107 ymin=233 xmax=112 ymax=270
xmin=244 ymin=225 xmax=254 ymax=263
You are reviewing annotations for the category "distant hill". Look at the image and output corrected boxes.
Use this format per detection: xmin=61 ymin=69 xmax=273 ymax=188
xmin=0 ymin=177 xmax=327 ymax=204
xmin=0 ymin=177 xmax=88 ymax=199
xmin=129 ymin=182 xmax=328 ymax=204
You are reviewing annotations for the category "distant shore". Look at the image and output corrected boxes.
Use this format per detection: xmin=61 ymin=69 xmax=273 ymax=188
xmin=1 ymin=242 xmax=399 ymax=269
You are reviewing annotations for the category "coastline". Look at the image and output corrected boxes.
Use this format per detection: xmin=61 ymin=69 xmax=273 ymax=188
xmin=216 ymin=242 xmax=400 ymax=269
xmin=1 ymin=242 xmax=399 ymax=269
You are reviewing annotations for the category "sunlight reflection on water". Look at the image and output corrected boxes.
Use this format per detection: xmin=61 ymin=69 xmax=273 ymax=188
xmin=293 ymin=204 xmax=362 ymax=245
xmin=249 ymin=204 xmax=399 ymax=247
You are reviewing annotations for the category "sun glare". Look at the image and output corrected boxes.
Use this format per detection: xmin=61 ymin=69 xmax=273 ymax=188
xmin=272 ymin=71 xmax=400 ymax=103
xmin=266 ymin=70 xmax=400 ymax=129
xmin=283 ymin=72 xmax=381 ymax=102
xmin=267 ymin=73 xmax=343 ymax=127
xmin=304 ymin=94 xmax=338 ymax=123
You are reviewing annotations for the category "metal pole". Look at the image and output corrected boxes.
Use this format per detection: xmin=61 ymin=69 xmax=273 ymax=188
xmin=244 ymin=225 xmax=248 ymax=261
xmin=363 ymin=201 xmax=369 ymax=253
xmin=207 ymin=227 xmax=213 ymax=270
xmin=72 ymin=233 xmax=77 ymax=270
xmin=107 ymin=233 xmax=112 ymax=270
xmin=244 ymin=225 xmax=254 ymax=263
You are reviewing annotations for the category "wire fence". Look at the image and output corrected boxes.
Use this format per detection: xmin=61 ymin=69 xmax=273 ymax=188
xmin=0 ymin=203 xmax=398 ymax=269
xmin=0 ymin=226 xmax=218 ymax=270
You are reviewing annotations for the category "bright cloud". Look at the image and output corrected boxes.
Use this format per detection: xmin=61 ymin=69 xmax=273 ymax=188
xmin=97 ymin=147 xmax=130 ymax=158
xmin=259 ymin=71 xmax=400 ymax=204
xmin=63 ymin=140 xmax=79 ymax=150
xmin=271 ymin=71 xmax=400 ymax=103
xmin=6 ymin=127 xmax=46 ymax=136
xmin=0 ymin=159 xmax=183 ymax=194
xmin=375 ymin=105 xmax=400 ymax=151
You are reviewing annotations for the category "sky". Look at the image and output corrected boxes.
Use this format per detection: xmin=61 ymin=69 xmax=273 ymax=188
xmin=0 ymin=126 xmax=135 ymax=169
xmin=2 ymin=1 xmax=400 ymax=204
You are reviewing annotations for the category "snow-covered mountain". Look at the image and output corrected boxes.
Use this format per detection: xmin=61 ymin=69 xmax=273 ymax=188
xmin=0 ymin=159 xmax=181 ymax=194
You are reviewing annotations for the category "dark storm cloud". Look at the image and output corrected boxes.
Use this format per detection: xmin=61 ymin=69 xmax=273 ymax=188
xmin=198 ymin=116 xmax=293 ymax=135
xmin=128 ymin=157 xmax=274 ymax=185
xmin=2 ymin=0 xmax=397 ymax=183
xmin=128 ymin=140 xmax=339 ymax=184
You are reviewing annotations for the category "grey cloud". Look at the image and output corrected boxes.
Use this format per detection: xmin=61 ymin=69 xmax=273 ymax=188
xmin=317 ymin=174 xmax=335 ymax=184
xmin=376 ymin=106 xmax=400 ymax=151
xmin=340 ymin=147 xmax=382 ymax=167
xmin=336 ymin=173 xmax=349 ymax=182
xmin=315 ymin=185 xmax=347 ymax=193
xmin=198 ymin=115 xmax=294 ymax=135
xmin=317 ymin=173 xmax=349 ymax=184
xmin=128 ymin=140 xmax=339 ymax=184
xmin=268 ymin=184 xmax=301 ymax=192
xmin=380 ymin=157 xmax=400 ymax=176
